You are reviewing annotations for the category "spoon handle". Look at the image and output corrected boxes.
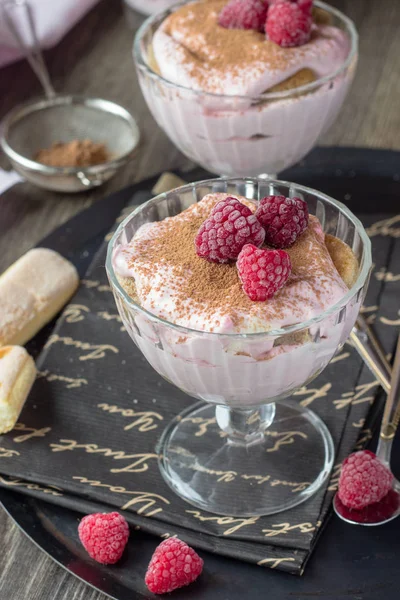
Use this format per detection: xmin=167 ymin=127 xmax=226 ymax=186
xmin=2 ymin=0 xmax=56 ymax=99
xmin=376 ymin=335 xmax=400 ymax=465
xmin=350 ymin=315 xmax=392 ymax=394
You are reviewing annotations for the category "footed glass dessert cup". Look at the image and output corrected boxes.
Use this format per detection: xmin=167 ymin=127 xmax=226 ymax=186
xmin=134 ymin=1 xmax=358 ymax=177
xmin=106 ymin=178 xmax=371 ymax=517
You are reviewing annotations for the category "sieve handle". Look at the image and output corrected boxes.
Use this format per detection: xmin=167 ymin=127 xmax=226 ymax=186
xmin=2 ymin=0 xmax=56 ymax=99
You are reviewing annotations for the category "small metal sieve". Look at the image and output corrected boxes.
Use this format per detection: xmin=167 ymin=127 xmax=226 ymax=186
xmin=0 ymin=0 xmax=140 ymax=193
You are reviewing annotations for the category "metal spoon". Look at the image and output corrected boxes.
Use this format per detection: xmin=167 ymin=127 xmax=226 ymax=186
xmin=1 ymin=0 xmax=140 ymax=193
xmin=350 ymin=314 xmax=392 ymax=394
xmin=334 ymin=334 xmax=400 ymax=525
xmin=2 ymin=0 xmax=56 ymax=99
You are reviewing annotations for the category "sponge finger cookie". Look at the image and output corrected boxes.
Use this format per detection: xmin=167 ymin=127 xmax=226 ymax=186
xmin=0 ymin=248 xmax=79 ymax=346
xmin=0 ymin=346 xmax=37 ymax=434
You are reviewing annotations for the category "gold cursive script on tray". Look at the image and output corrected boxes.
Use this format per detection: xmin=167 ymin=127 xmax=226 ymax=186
xmin=64 ymin=304 xmax=90 ymax=323
xmin=37 ymin=370 xmax=88 ymax=389
xmin=262 ymin=522 xmax=315 ymax=538
xmin=330 ymin=349 xmax=351 ymax=364
xmin=293 ymin=382 xmax=332 ymax=408
xmin=81 ymin=279 xmax=112 ymax=293
xmin=50 ymin=439 xmax=157 ymax=474
xmin=375 ymin=268 xmax=400 ymax=283
xmin=186 ymin=510 xmax=259 ymax=535
xmin=97 ymin=311 xmax=125 ymax=331
xmin=327 ymin=463 xmax=342 ymax=492
xmin=265 ymin=430 xmax=308 ymax=453
xmin=97 ymin=403 xmax=163 ymax=432
xmin=44 ymin=334 xmax=119 ymax=361
xmin=366 ymin=215 xmax=400 ymax=238
xmin=257 ymin=558 xmax=296 ymax=569
xmin=0 ymin=475 xmax=63 ymax=496
xmin=0 ymin=447 xmax=20 ymax=458
xmin=12 ymin=423 xmax=52 ymax=443
xmin=360 ymin=304 xmax=379 ymax=325
xmin=73 ymin=476 xmax=169 ymax=516
xmin=333 ymin=380 xmax=379 ymax=410
xmin=380 ymin=310 xmax=400 ymax=326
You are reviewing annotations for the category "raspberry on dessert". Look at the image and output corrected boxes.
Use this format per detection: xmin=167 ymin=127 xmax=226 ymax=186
xmin=271 ymin=0 xmax=313 ymax=13
xmin=338 ymin=450 xmax=394 ymax=510
xmin=266 ymin=1 xmax=312 ymax=47
xmin=195 ymin=197 xmax=265 ymax=263
xmin=219 ymin=0 xmax=269 ymax=32
xmin=78 ymin=512 xmax=129 ymax=564
xmin=237 ymin=244 xmax=291 ymax=301
xmin=255 ymin=195 xmax=309 ymax=248
xmin=145 ymin=538 xmax=204 ymax=594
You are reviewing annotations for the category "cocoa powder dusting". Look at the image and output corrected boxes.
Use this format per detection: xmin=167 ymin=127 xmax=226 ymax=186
xmin=161 ymin=0 xmax=320 ymax=93
xmin=35 ymin=139 xmax=109 ymax=168
xmin=124 ymin=196 xmax=355 ymax=330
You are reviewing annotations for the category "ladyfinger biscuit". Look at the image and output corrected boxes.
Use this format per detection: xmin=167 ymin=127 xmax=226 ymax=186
xmin=0 ymin=346 xmax=37 ymax=434
xmin=0 ymin=248 xmax=79 ymax=346
xmin=325 ymin=234 xmax=359 ymax=289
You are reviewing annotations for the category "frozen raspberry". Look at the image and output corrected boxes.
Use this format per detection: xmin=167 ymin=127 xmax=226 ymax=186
xmin=219 ymin=0 xmax=269 ymax=32
xmin=237 ymin=244 xmax=291 ymax=301
xmin=271 ymin=0 xmax=313 ymax=13
xmin=145 ymin=538 xmax=204 ymax=594
xmin=266 ymin=1 xmax=312 ymax=47
xmin=78 ymin=512 xmax=129 ymax=564
xmin=335 ymin=489 xmax=400 ymax=524
xmin=255 ymin=195 xmax=309 ymax=248
xmin=338 ymin=450 xmax=393 ymax=510
xmin=195 ymin=197 xmax=265 ymax=263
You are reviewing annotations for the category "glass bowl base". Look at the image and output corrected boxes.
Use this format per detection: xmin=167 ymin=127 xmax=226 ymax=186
xmin=157 ymin=400 xmax=334 ymax=517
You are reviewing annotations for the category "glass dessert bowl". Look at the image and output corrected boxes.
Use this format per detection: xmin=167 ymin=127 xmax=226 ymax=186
xmin=134 ymin=1 xmax=358 ymax=177
xmin=106 ymin=178 xmax=371 ymax=517
xmin=125 ymin=0 xmax=186 ymax=16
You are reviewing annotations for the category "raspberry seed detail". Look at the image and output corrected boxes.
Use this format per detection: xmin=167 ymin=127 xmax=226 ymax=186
xmin=145 ymin=538 xmax=204 ymax=594
xmin=195 ymin=197 xmax=265 ymax=263
xmin=237 ymin=244 xmax=291 ymax=301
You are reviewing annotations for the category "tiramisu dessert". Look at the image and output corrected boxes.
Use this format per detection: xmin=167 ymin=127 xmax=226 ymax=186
xmin=135 ymin=0 xmax=357 ymax=175
xmin=112 ymin=190 xmax=361 ymax=405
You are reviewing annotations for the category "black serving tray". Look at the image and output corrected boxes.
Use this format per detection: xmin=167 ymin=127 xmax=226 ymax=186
xmin=1 ymin=147 xmax=400 ymax=600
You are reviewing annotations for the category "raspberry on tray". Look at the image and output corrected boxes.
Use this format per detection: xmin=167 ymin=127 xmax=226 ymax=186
xmin=78 ymin=512 xmax=130 ymax=565
xmin=145 ymin=538 xmax=204 ymax=594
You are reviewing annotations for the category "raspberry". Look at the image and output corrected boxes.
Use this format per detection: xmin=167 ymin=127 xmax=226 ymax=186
xmin=237 ymin=244 xmax=291 ymax=301
xmin=78 ymin=512 xmax=129 ymax=564
xmin=255 ymin=195 xmax=309 ymax=248
xmin=145 ymin=538 xmax=204 ymax=594
xmin=266 ymin=1 xmax=312 ymax=47
xmin=335 ymin=489 xmax=400 ymax=524
xmin=219 ymin=0 xmax=269 ymax=32
xmin=338 ymin=450 xmax=393 ymax=510
xmin=271 ymin=0 xmax=313 ymax=12
xmin=195 ymin=197 xmax=265 ymax=263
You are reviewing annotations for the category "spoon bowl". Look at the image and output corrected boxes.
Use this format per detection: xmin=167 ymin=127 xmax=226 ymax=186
xmin=334 ymin=334 xmax=400 ymax=526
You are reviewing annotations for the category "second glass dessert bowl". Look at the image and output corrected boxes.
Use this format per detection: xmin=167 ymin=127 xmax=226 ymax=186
xmin=106 ymin=178 xmax=371 ymax=517
xmin=134 ymin=1 xmax=358 ymax=177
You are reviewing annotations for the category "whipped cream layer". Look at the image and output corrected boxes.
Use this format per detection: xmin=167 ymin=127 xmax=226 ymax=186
xmin=114 ymin=193 xmax=350 ymax=334
xmin=152 ymin=0 xmax=351 ymax=95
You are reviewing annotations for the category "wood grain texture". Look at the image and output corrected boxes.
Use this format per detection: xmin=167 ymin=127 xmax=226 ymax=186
xmin=0 ymin=0 xmax=400 ymax=598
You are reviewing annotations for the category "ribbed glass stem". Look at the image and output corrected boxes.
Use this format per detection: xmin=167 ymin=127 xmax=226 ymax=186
xmin=215 ymin=404 xmax=276 ymax=446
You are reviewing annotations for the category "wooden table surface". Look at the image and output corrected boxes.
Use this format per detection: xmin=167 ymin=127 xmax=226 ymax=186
xmin=1 ymin=0 xmax=399 ymax=598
